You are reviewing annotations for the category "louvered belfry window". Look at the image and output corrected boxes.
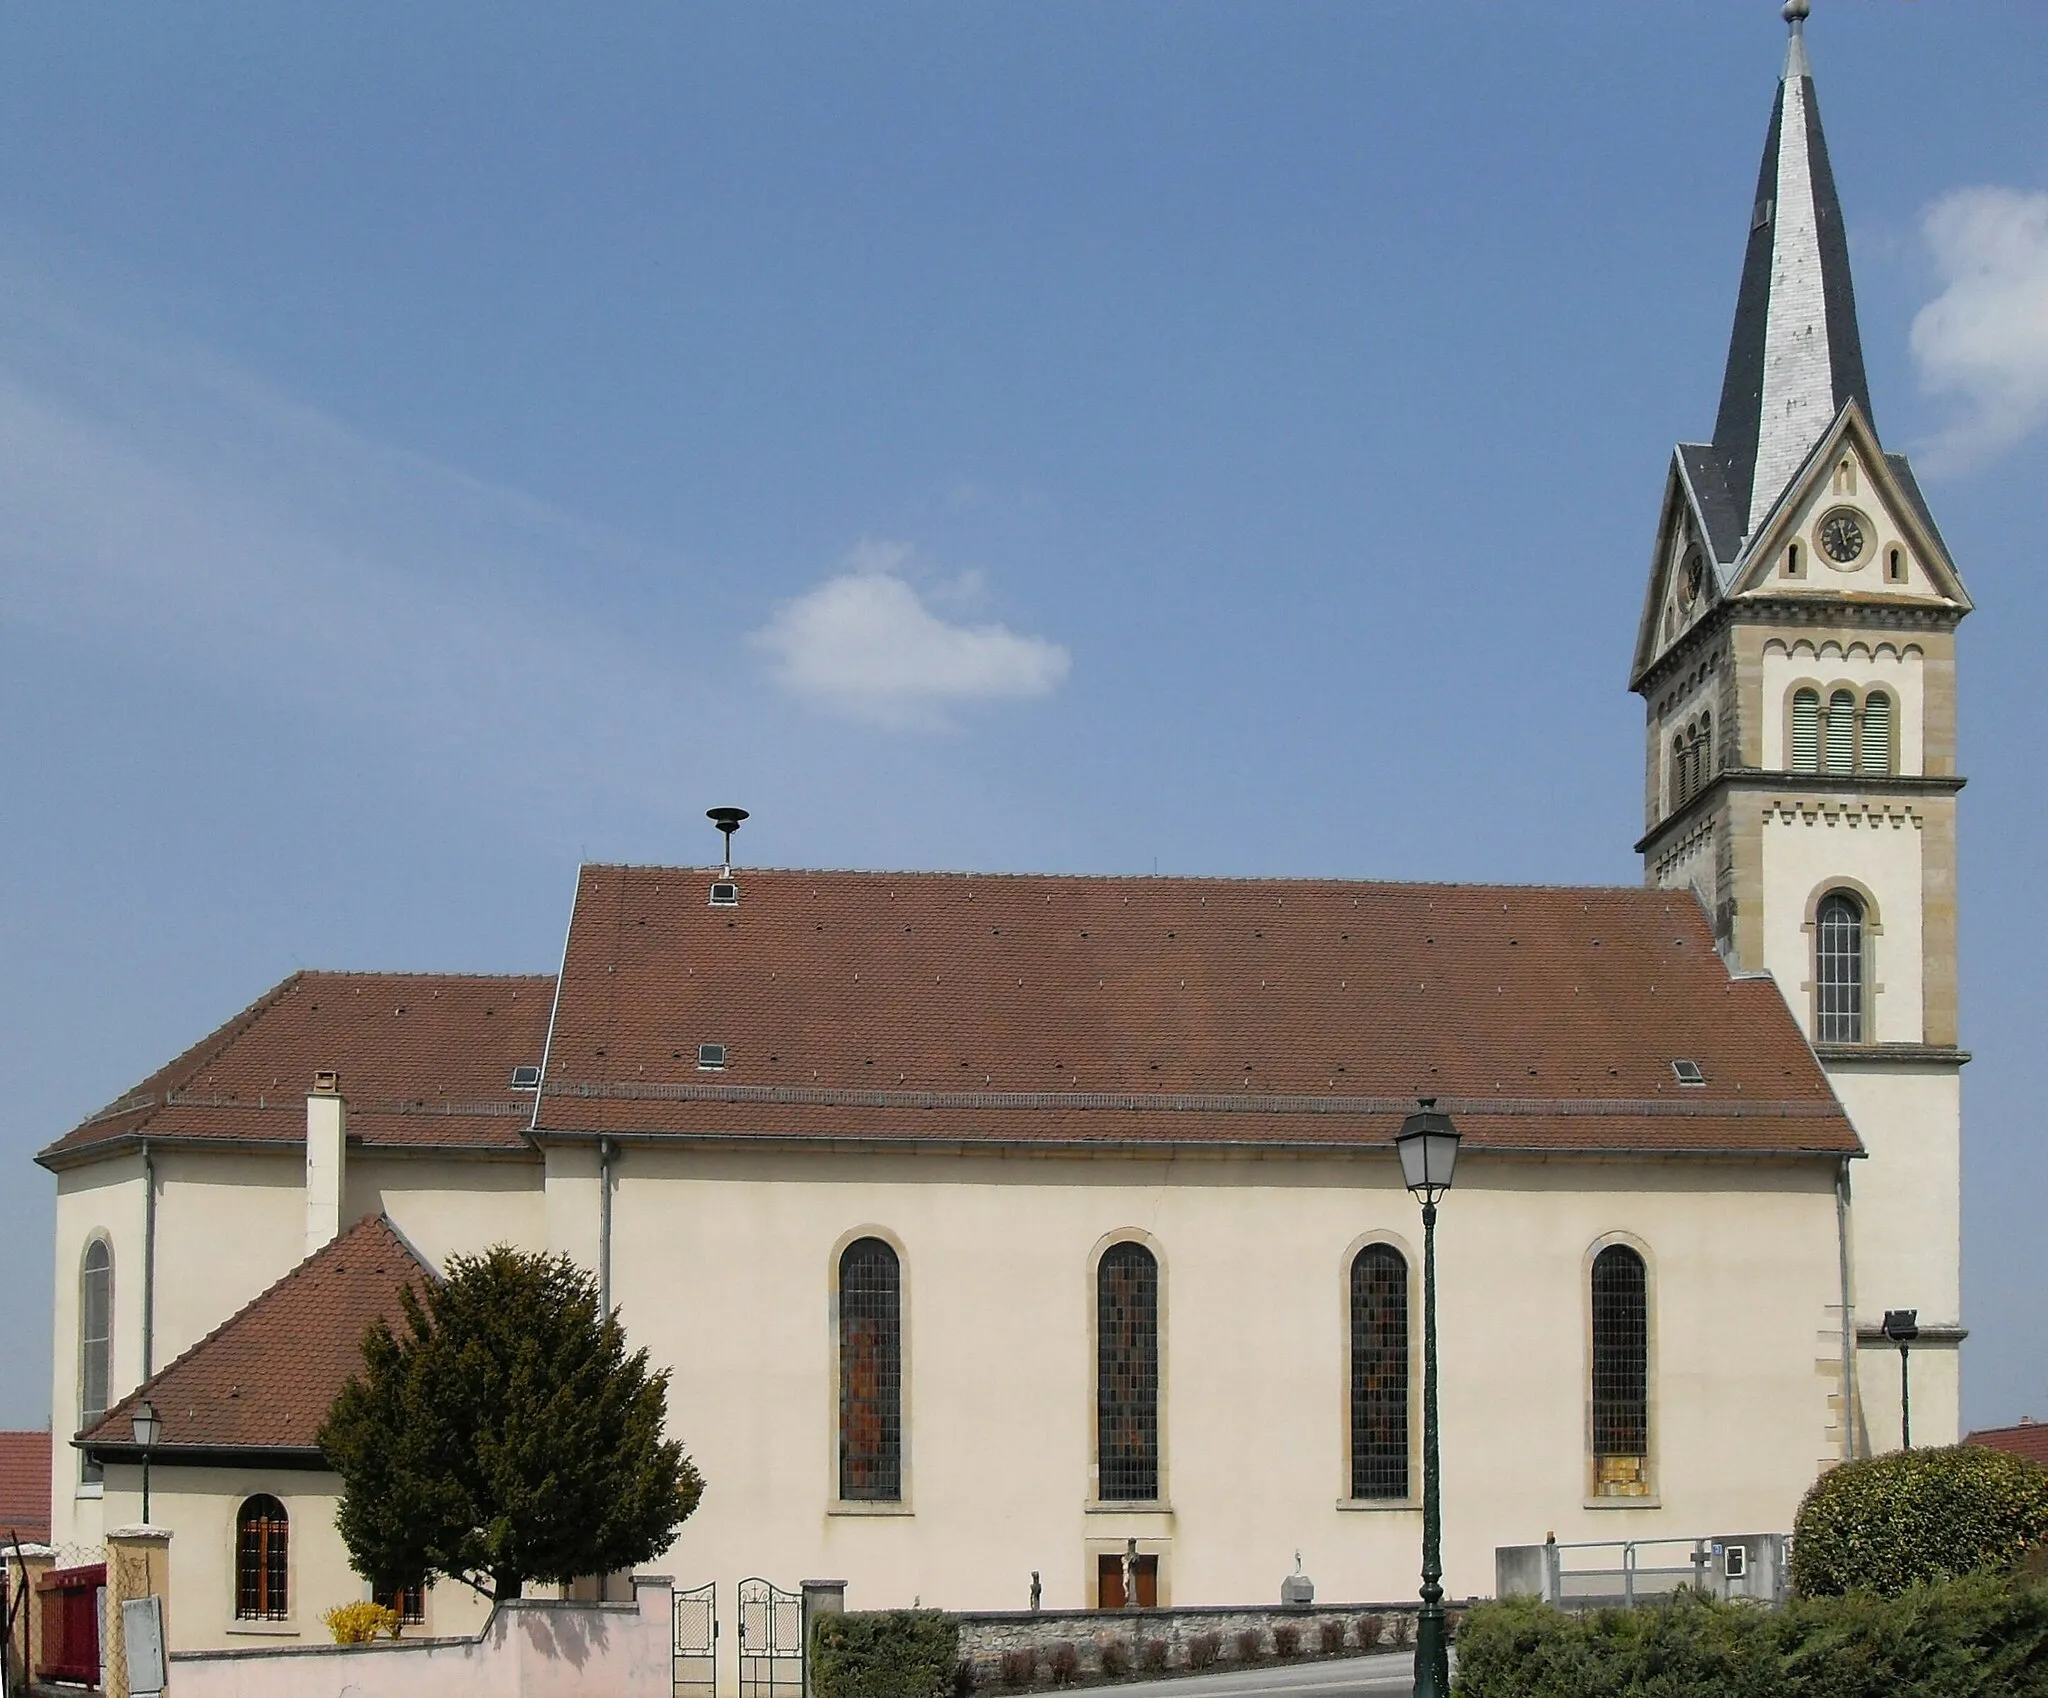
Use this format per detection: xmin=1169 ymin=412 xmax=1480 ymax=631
xmin=1816 ymin=891 xmax=1865 ymax=1043
xmin=1097 ymin=1242 xmax=1160 ymax=1501
xmin=1825 ymin=689 xmax=1858 ymax=774
xmin=1697 ymin=712 xmax=1713 ymax=786
xmin=1590 ymin=1247 xmax=1649 ymax=1493
xmin=236 ymin=1496 xmax=290 ymax=1620
xmin=1791 ymin=689 xmax=1821 ymax=772
xmin=1350 ymin=1245 xmax=1410 ymax=1499
xmin=838 ymin=1237 xmax=902 ymax=1501
xmin=1860 ymin=691 xmax=1893 ymax=775
xmin=1670 ymin=734 xmax=1688 ymax=808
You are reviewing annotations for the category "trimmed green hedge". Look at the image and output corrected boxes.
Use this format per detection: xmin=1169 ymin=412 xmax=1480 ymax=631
xmin=811 ymin=1610 xmax=962 ymax=1698
xmin=1793 ymin=1445 xmax=2048 ymax=1598
xmin=1453 ymin=1571 xmax=2048 ymax=1698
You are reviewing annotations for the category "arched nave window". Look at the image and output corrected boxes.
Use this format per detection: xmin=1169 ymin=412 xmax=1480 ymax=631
xmin=1590 ymin=1245 xmax=1649 ymax=1496
xmin=79 ymin=1239 xmax=111 ymax=1483
xmin=838 ymin=1237 xmax=902 ymax=1501
xmin=1349 ymin=1245 xmax=1410 ymax=1500
xmin=235 ymin=1495 xmax=290 ymax=1620
xmin=1815 ymin=891 xmax=1866 ymax=1044
xmin=1096 ymin=1242 xmax=1160 ymax=1502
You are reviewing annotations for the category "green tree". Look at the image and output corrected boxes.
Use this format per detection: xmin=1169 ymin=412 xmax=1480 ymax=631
xmin=319 ymin=1246 xmax=703 ymax=1601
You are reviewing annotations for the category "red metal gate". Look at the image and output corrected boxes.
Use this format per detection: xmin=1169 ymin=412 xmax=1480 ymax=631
xmin=37 ymin=1562 xmax=104 ymax=1685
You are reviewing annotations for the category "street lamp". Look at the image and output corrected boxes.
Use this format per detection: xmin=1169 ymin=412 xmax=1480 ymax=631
xmin=131 ymin=1399 xmax=161 ymax=1523
xmin=1395 ymin=1099 xmax=1460 ymax=1698
xmin=1882 ymin=1310 xmax=1919 ymax=1450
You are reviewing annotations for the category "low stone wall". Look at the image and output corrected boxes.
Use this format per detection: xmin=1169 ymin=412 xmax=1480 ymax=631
xmin=958 ymin=1603 xmax=1445 ymax=1690
xmin=165 ymin=1575 xmax=675 ymax=1698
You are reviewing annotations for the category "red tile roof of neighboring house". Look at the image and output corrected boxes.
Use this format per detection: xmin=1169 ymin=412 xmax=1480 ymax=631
xmin=39 ymin=972 xmax=555 ymax=1166
xmin=1967 ymin=1421 xmax=2048 ymax=1467
xmin=0 ymin=1430 xmax=51 ymax=1544
xmin=536 ymin=866 xmax=1856 ymax=1157
xmin=77 ymin=1215 xmax=433 ymax=1456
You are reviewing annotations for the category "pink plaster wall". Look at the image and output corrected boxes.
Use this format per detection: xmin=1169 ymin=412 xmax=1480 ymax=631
xmin=166 ymin=1577 xmax=675 ymax=1698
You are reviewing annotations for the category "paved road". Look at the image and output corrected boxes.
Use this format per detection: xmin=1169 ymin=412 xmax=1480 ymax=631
xmin=1100 ymin=1652 xmax=1428 ymax=1698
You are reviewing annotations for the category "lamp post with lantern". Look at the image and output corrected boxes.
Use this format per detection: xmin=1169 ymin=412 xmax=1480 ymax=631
xmin=1882 ymin=1310 xmax=1919 ymax=1450
xmin=131 ymin=1398 xmax=161 ymax=1523
xmin=1395 ymin=1099 xmax=1460 ymax=1698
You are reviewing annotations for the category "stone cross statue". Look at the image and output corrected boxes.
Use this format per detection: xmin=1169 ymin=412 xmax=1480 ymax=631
xmin=1122 ymin=1539 xmax=1139 ymax=1610
xmin=1030 ymin=1571 xmax=1041 ymax=1612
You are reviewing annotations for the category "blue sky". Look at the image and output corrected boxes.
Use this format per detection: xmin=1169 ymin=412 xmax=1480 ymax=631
xmin=2 ymin=3 xmax=2044 ymax=1432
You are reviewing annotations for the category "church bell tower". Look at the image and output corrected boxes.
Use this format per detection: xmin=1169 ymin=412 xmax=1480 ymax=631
xmin=1630 ymin=2 xmax=1971 ymax=1453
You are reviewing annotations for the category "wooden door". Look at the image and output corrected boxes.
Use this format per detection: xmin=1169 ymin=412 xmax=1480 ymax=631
xmin=1096 ymin=1554 xmax=1158 ymax=1609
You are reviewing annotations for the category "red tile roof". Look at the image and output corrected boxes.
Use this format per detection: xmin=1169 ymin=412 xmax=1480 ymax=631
xmin=1967 ymin=1422 xmax=2048 ymax=1467
xmin=537 ymin=867 xmax=1855 ymax=1156
xmin=40 ymin=972 xmax=555 ymax=1165
xmin=78 ymin=1215 xmax=433 ymax=1455
xmin=0 ymin=1431 xmax=51 ymax=1544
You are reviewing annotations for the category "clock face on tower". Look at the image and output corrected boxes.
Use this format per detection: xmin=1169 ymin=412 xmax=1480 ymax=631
xmin=1818 ymin=508 xmax=1868 ymax=566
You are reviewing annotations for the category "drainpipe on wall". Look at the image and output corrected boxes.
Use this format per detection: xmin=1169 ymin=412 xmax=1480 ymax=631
xmin=141 ymin=1141 xmax=157 ymax=1380
xmin=1836 ymin=1157 xmax=1859 ymax=1461
xmin=306 ymin=1072 xmax=347 ymax=1256
xmin=598 ymin=1138 xmax=614 ymax=1316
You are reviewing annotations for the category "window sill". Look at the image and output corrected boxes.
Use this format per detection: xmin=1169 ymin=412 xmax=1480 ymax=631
xmin=1585 ymin=1495 xmax=1661 ymax=1510
xmin=1083 ymin=1501 xmax=1174 ymax=1516
xmin=226 ymin=1621 xmax=299 ymax=1637
xmin=1335 ymin=1498 xmax=1420 ymax=1512
xmin=828 ymin=1501 xmax=913 ymax=1517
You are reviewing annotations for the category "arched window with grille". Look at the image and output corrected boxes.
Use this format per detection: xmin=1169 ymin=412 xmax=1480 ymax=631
xmin=838 ymin=1237 xmax=902 ymax=1501
xmin=236 ymin=1496 xmax=290 ymax=1620
xmin=1791 ymin=688 xmax=1821 ymax=772
xmin=79 ymin=1240 xmax=111 ymax=1483
xmin=1825 ymin=688 xmax=1858 ymax=774
xmin=1816 ymin=891 xmax=1865 ymax=1043
xmin=1590 ymin=1246 xmax=1649 ymax=1496
xmin=1349 ymin=1245 xmax=1410 ymax=1500
xmin=1096 ymin=1242 xmax=1159 ymax=1502
xmin=1860 ymin=691 xmax=1893 ymax=775
xmin=1669 ymin=732 xmax=1687 ymax=809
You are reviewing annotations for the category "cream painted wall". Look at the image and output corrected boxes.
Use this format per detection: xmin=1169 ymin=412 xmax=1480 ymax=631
xmin=345 ymin=1153 xmax=546 ymax=1268
xmin=1855 ymin=1341 xmax=1960 ymax=1456
xmin=1759 ymin=805 xmax=1926 ymax=1043
xmin=151 ymin=1150 xmax=308 ymax=1366
xmin=1833 ymin=1068 xmax=1963 ymax=1329
xmin=588 ymin=1143 xmax=1844 ymax=1623
xmin=96 ymin=1461 xmax=491 ymax=1652
xmin=1758 ymin=639 xmax=1925 ymax=775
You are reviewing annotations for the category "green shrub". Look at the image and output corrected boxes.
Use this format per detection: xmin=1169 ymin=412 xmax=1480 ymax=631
xmin=1793 ymin=1445 xmax=2048 ymax=1597
xmin=1451 ymin=1571 xmax=2048 ymax=1698
xmin=811 ymin=1611 xmax=962 ymax=1698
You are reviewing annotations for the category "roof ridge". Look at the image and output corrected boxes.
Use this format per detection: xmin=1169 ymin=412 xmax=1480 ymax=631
xmin=79 ymin=1213 xmax=429 ymax=1446
xmin=582 ymin=864 xmax=1670 ymax=897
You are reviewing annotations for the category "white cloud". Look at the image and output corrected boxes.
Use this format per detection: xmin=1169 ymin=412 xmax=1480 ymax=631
xmin=751 ymin=545 xmax=1070 ymax=728
xmin=1909 ymin=186 xmax=2048 ymax=472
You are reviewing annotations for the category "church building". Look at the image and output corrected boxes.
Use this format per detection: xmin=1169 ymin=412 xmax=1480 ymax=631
xmin=36 ymin=8 xmax=1970 ymax=1652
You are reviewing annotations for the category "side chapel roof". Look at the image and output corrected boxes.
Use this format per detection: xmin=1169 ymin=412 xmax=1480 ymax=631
xmin=39 ymin=972 xmax=555 ymax=1166
xmin=536 ymin=865 xmax=1856 ymax=1158
xmin=76 ymin=1214 xmax=432 ymax=1458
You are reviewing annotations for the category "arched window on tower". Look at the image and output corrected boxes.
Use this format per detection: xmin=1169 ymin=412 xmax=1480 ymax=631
xmin=1590 ymin=1245 xmax=1649 ymax=1496
xmin=1791 ymin=688 xmax=1821 ymax=772
xmin=1860 ymin=691 xmax=1893 ymax=776
xmin=1815 ymin=891 xmax=1865 ymax=1043
xmin=79 ymin=1240 xmax=112 ymax=1483
xmin=1096 ymin=1242 xmax=1160 ymax=1502
xmin=838 ymin=1237 xmax=902 ymax=1501
xmin=1670 ymin=732 xmax=1687 ymax=809
xmin=1349 ymin=1245 xmax=1410 ymax=1500
xmin=1696 ymin=712 xmax=1713 ymax=788
xmin=1825 ymin=689 xmax=1858 ymax=775
xmin=236 ymin=1495 xmax=290 ymax=1620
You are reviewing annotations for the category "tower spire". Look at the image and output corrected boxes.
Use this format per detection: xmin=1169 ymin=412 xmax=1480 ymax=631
xmin=1710 ymin=0 xmax=1871 ymax=538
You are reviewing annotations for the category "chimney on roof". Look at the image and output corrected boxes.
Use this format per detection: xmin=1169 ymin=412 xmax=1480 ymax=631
xmin=306 ymin=1072 xmax=347 ymax=1256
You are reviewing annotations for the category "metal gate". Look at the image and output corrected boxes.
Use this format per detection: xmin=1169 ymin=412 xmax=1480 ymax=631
xmin=673 ymin=1581 xmax=718 ymax=1698
xmin=736 ymin=1578 xmax=804 ymax=1698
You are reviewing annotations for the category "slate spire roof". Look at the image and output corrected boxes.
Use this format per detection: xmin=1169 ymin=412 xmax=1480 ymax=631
xmin=1708 ymin=4 xmax=1872 ymax=537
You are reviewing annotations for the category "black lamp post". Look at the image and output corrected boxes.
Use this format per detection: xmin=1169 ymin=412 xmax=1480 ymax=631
xmin=1395 ymin=1099 xmax=1461 ymax=1698
xmin=131 ymin=1398 xmax=161 ymax=1523
xmin=1882 ymin=1310 xmax=1919 ymax=1450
